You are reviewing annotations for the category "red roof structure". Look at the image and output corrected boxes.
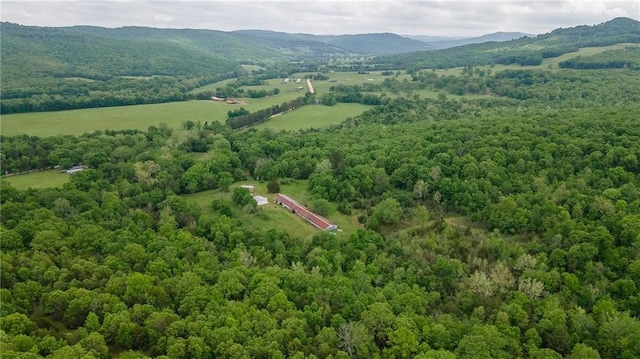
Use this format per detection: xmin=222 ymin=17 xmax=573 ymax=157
xmin=274 ymin=193 xmax=337 ymax=231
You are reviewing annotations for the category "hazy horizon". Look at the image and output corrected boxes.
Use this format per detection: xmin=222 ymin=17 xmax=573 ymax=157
xmin=1 ymin=0 xmax=638 ymax=38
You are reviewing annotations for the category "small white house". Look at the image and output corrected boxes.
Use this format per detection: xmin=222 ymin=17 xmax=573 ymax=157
xmin=66 ymin=165 xmax=87 ymax=174
xmin=296 ymin=78 xmax=302 ymax=83
xmin=284 ymin=78 xmax=290 ymax=83
xmin=253 ymin=195 xmax=268 ymax=206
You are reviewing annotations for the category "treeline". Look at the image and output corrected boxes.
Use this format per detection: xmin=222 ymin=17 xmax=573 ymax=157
xmin=0 ymin=74 xmax=238 ymax=114
xmin=559 ymin=46 xmax=640 ymax=69
xmin=324 ymin=85 xmax=384 ymax=105
xmin=203 ymin=79 xmax=281 ymax=100
xmin=0 ymin=127 xmax=171 ymax=175
xmin=226 ymin=94 xmax=314 ymax=129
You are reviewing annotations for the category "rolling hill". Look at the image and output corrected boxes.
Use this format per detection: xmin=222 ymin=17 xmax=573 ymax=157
xmin=404 ymin=32 xmax=534 ymax=49
xmin=233 ymin=30 xmax=433 ymax=54
xmin=426 ymin=32 xmax=535 ymax=49
xmin=65 ymin=26 xmax=350 ymax=61
xmin=372 ymin=17 xmax=640 ymax=70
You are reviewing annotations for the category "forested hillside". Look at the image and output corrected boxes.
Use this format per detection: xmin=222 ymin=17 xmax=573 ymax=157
xmin=372 ymin=17 xmax=640 ymax=70
xmin=327 ymin=33 xmax=433 ymax=55
xmin=67 ymin=27 xmax=350 ymax=61
xmin=2 ymin=60 xmax=640 ymax=358
xmin=233 ymin=30 xmax=433 ymax=54
xmin=424 ymin=32 xmax=534 ymax=50
xmin=0 ymin=23 xmax=241 ymax=114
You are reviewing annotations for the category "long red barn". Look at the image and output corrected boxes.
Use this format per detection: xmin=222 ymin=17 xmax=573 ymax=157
xmin=274 ymin=193 xmax=337 ymax=231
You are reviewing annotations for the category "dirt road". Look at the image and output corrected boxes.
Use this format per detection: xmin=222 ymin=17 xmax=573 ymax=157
xmin=306 ymin=79 xmax=315 ymax=94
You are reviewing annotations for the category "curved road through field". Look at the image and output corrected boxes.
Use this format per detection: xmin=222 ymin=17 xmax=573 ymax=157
xmin=306 ymin=79 xmax=315 ymax=94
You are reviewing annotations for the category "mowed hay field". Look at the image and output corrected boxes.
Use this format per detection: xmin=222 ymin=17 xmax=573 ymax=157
xmin=253 ymin=103 xmax=371 ymax=131
xmin=1 ymin=94 xmax=301 ymax=137
xmin=1 ymin=169 xmax=70 ymax=190
xmin=2 ymin=101 xmax=225 ymax=137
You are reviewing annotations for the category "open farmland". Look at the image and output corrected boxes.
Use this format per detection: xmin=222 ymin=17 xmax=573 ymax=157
xmin=1 ymin=101 xmax=225 ymax=136
xmin=2 ymin=79 xmax=369 ymax=136
xmin=1 ymin=169 xmax=70 ymax=190
xmin=1 ymin=93 xmax=302 ymax=137
xmin=253 ymin=103 xmax=371 ymax=131
xmin=432 ymin=43 xmax=640 ymax=76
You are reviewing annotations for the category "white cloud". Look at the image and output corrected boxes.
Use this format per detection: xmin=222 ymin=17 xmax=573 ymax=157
xmin=1 ymin=0 xmax=638 ymax=36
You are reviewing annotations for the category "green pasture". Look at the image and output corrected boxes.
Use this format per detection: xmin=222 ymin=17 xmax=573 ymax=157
xmin=1 ymin=169 xmax=70 ymax=190
xmin=63 ymin=77 xmax=95 ymax=82
xmin=1 ymin=93 xmax=301 ymax=137
xmin=253 ymin=103 xmax=371 ymax=131
xmin=433 ymin=43 xmax=640 ymax=75
xmin=1 ymin=101 xmax=220 ymax=137
xmin=540 ymin=42 xmax=639 ymax=69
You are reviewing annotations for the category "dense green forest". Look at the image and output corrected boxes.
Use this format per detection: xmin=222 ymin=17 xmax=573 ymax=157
xmin=2 ymin=60 xmax=640 ymax=358
xmin=2 ymin=17 xmax=640 ymax=359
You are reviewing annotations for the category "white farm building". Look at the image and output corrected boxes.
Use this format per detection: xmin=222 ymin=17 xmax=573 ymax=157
xmin=254 ymin=195 xmax=268 ymax=206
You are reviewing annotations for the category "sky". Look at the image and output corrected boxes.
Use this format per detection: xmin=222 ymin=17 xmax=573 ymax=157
xmin=1 ymin=0 xmax=638 ymax=37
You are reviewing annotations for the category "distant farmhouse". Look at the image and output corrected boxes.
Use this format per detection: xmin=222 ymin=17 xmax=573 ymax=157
xmin=65 ymin=165 xmax=88 ymax=174
xmin=274 ymin=193 xmax=337 ymax=231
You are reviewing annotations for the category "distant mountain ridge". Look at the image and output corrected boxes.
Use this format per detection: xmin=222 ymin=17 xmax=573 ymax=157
xmin=232 ymin=30 xmax=433 ymax=54
xmin=427 ymin=32 xmax=535 ymax=49
xmin=373 ymin=17 xmax=640 ymax=70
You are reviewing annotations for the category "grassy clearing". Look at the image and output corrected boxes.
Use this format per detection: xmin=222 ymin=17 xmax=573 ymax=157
xmin=1 ymin=101 xmax=222 ymax=137
xmin=289 ymin=71 xmax=414 ymax=94
xmin=540 ymin=42 xmax=639 ymax=69
xmin=253 ymin=103 xmax=371 ymax=131
xmin=279 ymin=179 xmax=364 ymax=234
xmin=119 ymin=75 xmax=156 ymax=80
xmin=1 ymin=169 xmax=70 ymax=190
xmin=183 ymin=179 xmax=364 ymax=239
xmin=183 ymin=183 xmax=318 ymax=239
xmin=241 ymin=64 xmax=264 ymax=71
xmin=63 ymin=77 xmax=95 ymax=82
xmin=433 ymin=43 xmax=640 ymax=75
